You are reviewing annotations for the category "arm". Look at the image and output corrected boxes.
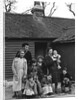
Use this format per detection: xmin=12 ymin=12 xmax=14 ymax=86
xmin=34 ymin=82 xmax=38 ymax=95
xmin=12 ymin=59 xmax=17 ymax=76
xmin=23 ymin=59 xmax=27 ymax=76
xmin=28 ymin=52 xmax=32 ymax=66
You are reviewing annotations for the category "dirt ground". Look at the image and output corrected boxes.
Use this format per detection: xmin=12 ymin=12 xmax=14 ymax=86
xmin=4 ymin=85 xmax=75 ymax=100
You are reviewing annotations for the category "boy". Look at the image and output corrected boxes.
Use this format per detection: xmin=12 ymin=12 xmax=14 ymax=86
xmin=60 ymin=67 xmax=72 ymax=93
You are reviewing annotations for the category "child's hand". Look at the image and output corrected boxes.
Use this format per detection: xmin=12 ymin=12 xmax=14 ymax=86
xmin=23 ymin=75 xmax=26 ymax=79
xmin=58 ymin=65 xmax=61 ymax=69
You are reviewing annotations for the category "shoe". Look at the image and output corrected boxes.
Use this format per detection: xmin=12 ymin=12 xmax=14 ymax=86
xmin=12 ymin=94 xmax=17 ymax=98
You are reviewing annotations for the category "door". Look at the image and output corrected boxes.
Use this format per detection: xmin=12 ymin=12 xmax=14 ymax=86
xmin=35 ymin=42 xmax=47 ymax=58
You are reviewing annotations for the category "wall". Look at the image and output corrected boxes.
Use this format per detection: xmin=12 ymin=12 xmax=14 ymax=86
xmin=51 ymin=42 xmax=75 ymax=80
xmin=5 ymin=39 xmax=35 ymax=79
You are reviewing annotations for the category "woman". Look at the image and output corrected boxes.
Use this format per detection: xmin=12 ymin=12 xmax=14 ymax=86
xmin=52 ymin=50 xmax=61 ymax=93
xmin=43 ymin=47 xmax=60 ymax=93
xmin=12 ymin=49 xmax=27 ymax=98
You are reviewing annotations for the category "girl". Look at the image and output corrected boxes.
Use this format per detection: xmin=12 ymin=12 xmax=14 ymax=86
xmin=37 ymin=56 xmax=44 ymax=82
xmin=12 ymin=49 xmax=27 ymax=98
xmin=23 ymin=74 xmax=38 ymax=98
xmin=41 ymin=75 xmax=53 ymax=96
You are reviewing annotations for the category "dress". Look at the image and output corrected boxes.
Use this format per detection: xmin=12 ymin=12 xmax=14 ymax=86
xmin=23 ymin=80 xmax=37 ymax=95
xmin=12 ymin=57 xmax=27 ymax=92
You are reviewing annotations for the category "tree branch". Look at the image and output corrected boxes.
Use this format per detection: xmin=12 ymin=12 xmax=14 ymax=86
xmin=49 ymin=2 xmax=57 ymax=16
xmin=65 ymin=3 xmax=75 ymax=16
xmin=5 ymin=0 xmax=17 ymax=12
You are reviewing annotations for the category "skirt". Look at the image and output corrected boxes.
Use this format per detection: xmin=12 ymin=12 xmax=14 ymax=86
xmin=13 ymin=69 xmax=24 ymax=92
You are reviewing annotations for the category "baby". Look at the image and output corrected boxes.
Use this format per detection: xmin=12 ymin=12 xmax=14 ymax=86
xmin=52 ymin=50 xmax=61 ymax=69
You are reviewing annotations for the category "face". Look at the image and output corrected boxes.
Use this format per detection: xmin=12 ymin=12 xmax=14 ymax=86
xmin=32 ymin=62 xmax=36 ymax=66
xmin=63 ymin=70 xmax=67 ymax=75
xmin=38 ymin=58 xmax=43 ymax=66
xmin=24 ymin=45 xmax=29 ymax=51
xmin=20 ymin=51 xmax=25 ymax=58
xmin=48 ymin=49 xmax=53 ymax=55
xmin=29 ymin=77 xmax=33 ymax=82
xmin=54 ymin=50 xmax=57 ymax=55
xmin=34 ymin=75 xmax=38 ymax=81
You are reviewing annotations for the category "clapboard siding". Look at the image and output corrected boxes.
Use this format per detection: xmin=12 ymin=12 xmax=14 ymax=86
xmin=5 ymin=39 xmax=35 ymax=79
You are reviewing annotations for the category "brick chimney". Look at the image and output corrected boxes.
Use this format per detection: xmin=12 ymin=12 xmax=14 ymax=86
xmin=31 ymin=1 xmax=45 ymax=17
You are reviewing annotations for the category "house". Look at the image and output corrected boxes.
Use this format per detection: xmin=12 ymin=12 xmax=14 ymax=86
xmin=5 ymin=2 xmax=75 ymax=80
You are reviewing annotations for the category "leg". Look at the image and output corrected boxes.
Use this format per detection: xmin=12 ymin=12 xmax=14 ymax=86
xmin=55 ymin=82 xmax=58 ymax=93
xmin=12 ymin=91 xmax=17 ymax=98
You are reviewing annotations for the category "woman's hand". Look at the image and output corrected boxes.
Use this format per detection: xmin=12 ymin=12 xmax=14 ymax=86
xmin=14 ymin=73 xmax=17 ymax=77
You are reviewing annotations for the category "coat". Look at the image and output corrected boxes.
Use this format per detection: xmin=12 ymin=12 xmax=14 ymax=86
xmin=43 ymin=55 xmax=61 ymax=83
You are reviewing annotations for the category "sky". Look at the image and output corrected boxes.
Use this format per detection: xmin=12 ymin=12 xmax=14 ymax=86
xmin=12 ymin=0 xmax=75 ymax=19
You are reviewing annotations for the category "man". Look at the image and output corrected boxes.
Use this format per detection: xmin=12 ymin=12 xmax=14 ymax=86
xmin=16 ymin=43 xmax=32 ymax=71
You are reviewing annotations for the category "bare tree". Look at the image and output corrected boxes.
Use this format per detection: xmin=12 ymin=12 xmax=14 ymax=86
xmin=4 ymin=0 xmax=17 ymax=12
xmin=65 ymin=3 xmax=75 ymax=16
xmin=22 ymin=8 xmax=32 ymax=14
xmin=48 ymin=2 xmax=57 ymax=17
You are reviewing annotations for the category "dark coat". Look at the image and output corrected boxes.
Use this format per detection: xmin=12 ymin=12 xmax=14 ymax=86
xmin=24 ymin=51 xmax=32 ymax=66
xmin=43 ymin=55 xmax=61 ymax=83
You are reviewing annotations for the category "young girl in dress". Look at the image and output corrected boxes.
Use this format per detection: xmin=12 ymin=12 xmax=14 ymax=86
xmin=23 ymin=73 xmax=38 ymax=98
xmin=12 ymin=49 xmax=27 ymax=98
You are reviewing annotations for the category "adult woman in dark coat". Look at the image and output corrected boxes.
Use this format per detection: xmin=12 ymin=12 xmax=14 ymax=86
xmin=43 ymin=47 xmax=60 ymax=93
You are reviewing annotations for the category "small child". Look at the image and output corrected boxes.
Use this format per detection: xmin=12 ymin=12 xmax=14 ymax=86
xmin=30 ymin=59 xmax=38 ymax=76
xmin=33 ymin=75 xmax=42 ymax=96
xmin=60 ymin=67 xmax=72 ymax=93
xmin=37 ymin=56 xmax=44 ymax=82
xmin=46 ymin=74 xmax=53 ymax=95
xmin=41 ymin=75 xmax=53 ymax=96
xmin=23 ymin=74 xmax=38 ymax=98
xmin=52 ymin=50 xmax=61 ymax=69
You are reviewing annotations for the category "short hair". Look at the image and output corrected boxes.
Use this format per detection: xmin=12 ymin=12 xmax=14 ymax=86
xmin=27 ymin=73 xmax=33 ymax=79
xmin=63 ymin=67 xmax=67 ymax=71
xmin=22 ymin=43 xmax=29 ymax=47
xmin=32 ymin=58 xmax=37 ymax=64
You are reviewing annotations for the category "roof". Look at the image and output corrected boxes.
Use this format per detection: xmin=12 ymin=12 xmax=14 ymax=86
xmin=5 ymin=13 xmax=75 ymax=39
xmin=53 ymin=27 xmax=75 ymax=43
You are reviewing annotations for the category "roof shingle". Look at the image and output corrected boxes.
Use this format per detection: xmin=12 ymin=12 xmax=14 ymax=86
xmin=5 ymin=13 xmax=75 ymax=39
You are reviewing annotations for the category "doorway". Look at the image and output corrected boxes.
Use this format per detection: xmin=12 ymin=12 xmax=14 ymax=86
xmin=35 ymin=42 xmax=47 ymax=58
